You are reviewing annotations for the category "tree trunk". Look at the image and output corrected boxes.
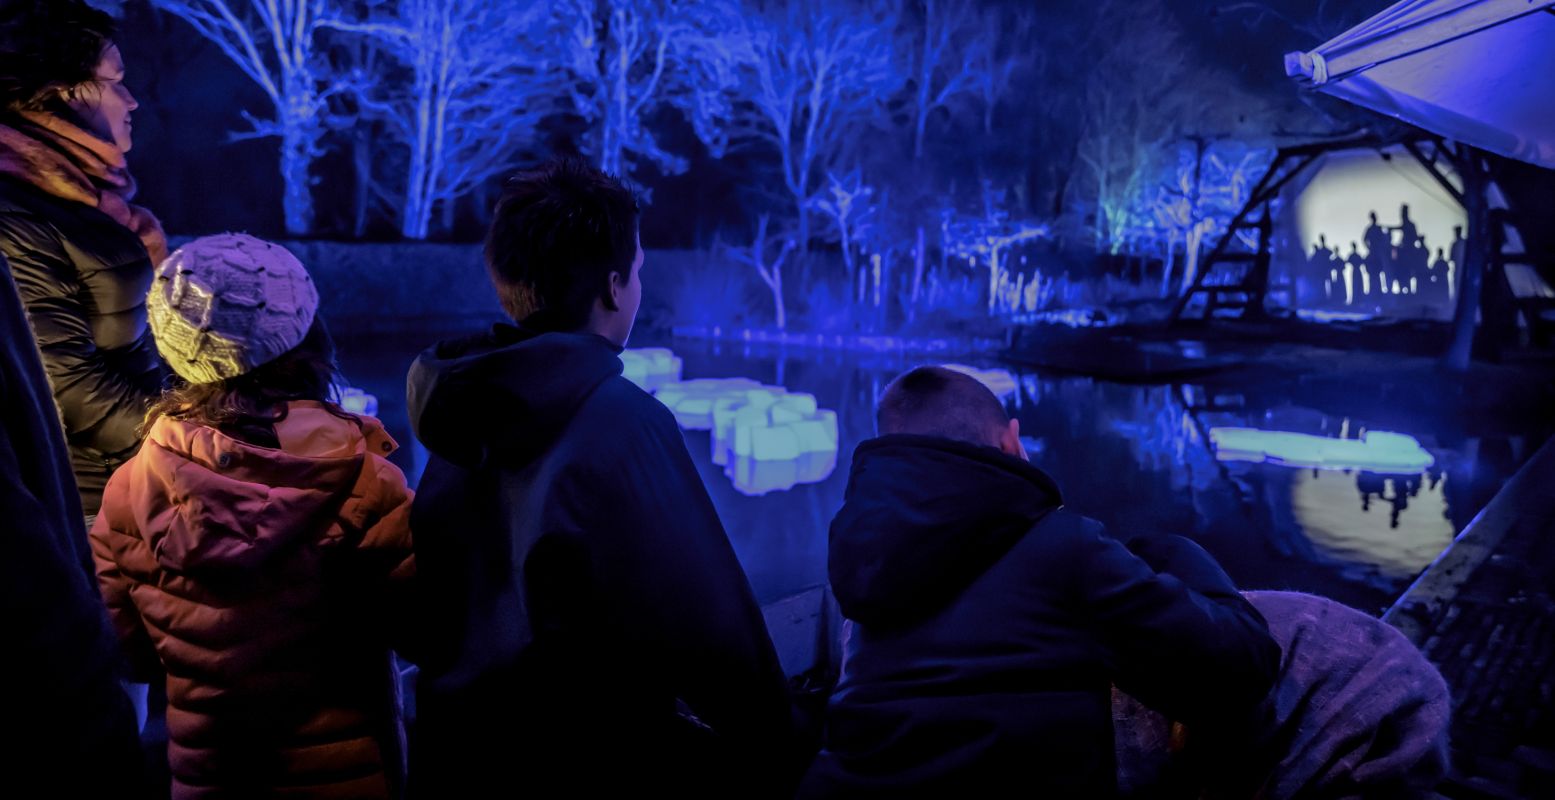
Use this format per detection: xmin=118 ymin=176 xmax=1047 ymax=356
xmin=352 ymin=128 xmax=372 ymax=239
xmin=402 ymin=121 xmax=432 ymax=239
xmin=1445 ymin=150 xmax=1489 ymax=371
xmin=840 ymin=229 xmax=856 ymax=304
xmin=279 ymin=125 xmax=314 ymax=237
xmin=910 ymin=226 xmax=926 ymax=304
xmin=871 ymin=253 xmax=882 ymax=309
xmin=440 ymin=190 xmax=457 ymax=233
xmin=771 ymin=273 xmax=786 ymax=330
xmin=1160 ymin=232 xmax=1177 ymax=297
xmin=987 ymin=248 xmax=1002 ymax=313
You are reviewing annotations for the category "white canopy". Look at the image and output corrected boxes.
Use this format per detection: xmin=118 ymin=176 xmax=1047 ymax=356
xmin=1285 ymin=0 xmax=1555 ymax=169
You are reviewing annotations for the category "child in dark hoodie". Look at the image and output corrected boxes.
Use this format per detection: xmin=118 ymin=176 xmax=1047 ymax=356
xmin=404 ymin=159 xmax=795 ymax=797
xmin=90 ymin=234 xmax=415 ymax=799
xmin=801 ymin=365 xmax=1280 ymax=797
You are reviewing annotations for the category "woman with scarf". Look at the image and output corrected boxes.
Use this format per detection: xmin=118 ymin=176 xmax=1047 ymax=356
xmin=0 ymin=0 xmax=167 ymax=522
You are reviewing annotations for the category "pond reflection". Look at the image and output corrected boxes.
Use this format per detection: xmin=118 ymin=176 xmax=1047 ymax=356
xmin=335 ymin=333 xmax=1546 ymax=616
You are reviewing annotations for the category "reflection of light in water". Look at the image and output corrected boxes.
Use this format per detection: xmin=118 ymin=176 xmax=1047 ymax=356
xmin=1006 ymin=308 xmax=1113 ymax=328
xmin=653 ymin=376 xmax=840 ymax=494
xmin=1211 ymin=428 xmax=1434 ymax=473
xmin=336 ymin=385 xmax=379 ymax=417
xmin=620 ymin=347 xmax=684 ymax=392
xmin=1294 ymin=309 xmax=1377 ymax=323
xmin=1290 ymin=469 xmax=1453 ymax=580
xmin=941 ymin=364 xmax=1018 ymax=399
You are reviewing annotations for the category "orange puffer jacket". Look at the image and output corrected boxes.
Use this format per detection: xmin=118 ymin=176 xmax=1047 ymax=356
xmin=90 ymin=401 xmax=416 ymax=799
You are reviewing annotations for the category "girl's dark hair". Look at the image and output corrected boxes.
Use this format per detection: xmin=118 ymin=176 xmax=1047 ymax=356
xmin=0 ymin=0 xmax=117 ymax=112
xmin=142 ymin=318 xmax=357 ymax=439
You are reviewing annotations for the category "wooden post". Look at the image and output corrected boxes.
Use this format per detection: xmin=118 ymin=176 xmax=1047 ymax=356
xmin=1445 ymin=148 xmax=1490 ymax=370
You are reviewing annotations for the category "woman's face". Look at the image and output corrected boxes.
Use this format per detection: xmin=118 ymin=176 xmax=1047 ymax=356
xmin=65 ymin=44 xmax=137 ymax=152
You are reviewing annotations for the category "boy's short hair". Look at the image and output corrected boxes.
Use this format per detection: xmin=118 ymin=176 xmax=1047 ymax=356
xmin=484 ymin=158 xmax=639 ymax=331
xmin=877 ymin=366 xmax=1009 ymax=447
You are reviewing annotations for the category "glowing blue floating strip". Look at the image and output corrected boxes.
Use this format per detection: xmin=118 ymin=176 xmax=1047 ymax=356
xmin=1209 ymin=427 xmax=1434 ymax=473
xmin=1294 ymin=309 xmax=1377 ymax=323
xmin=941 ymin=364 xmax=1019 ymax=400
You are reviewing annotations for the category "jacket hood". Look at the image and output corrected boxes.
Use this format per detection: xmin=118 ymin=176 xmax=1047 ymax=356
xmin=130 ymin=402 xmax=395 ymax=574
xmin=406 ymin=323 xmax=624 ymax=469
xmin=829 ymin=434 xmax=1063 ymax=627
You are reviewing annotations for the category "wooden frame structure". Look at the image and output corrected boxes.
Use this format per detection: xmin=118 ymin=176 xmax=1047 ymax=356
xmin=1169 ymin=135 xmax=1548 ymax=363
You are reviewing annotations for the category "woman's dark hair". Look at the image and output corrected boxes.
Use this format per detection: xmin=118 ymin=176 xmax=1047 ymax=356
xmin=142 ymin=317 xmax=357 ymax=439
xmin=0 ymin=0 xmax=117 ymax=112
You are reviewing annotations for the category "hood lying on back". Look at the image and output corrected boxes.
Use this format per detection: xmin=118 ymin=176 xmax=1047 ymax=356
xmin=128 ymin=402 xmax=395 ymax=574
xmin=406 ymin=324 xmax=624 ymax=469
xmin=829 ymin=434 xmax=1063 ymax=628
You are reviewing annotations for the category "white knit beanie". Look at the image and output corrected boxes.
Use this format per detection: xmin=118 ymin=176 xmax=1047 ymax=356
xmin=147 ymin=233 xmax=319 ymax=384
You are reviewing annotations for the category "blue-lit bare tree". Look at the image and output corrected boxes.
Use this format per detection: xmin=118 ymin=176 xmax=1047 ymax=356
xmin=943 ymin=181 xmax=1049 ymax=313
xmin=725 ymin=213 xmax=796 ymax=329
xmin=1075 ymin=0 xmax=1191 ymax=252
xmin=150 ymin=0 xmax=344 ymax=235
xmin=905 ymin=0 xmax=981 ymax=162
xmin=327 ymin=0 xmax=556 ymax=239
xmin=968 ymin=2 xmax=1033 ymax=141
xmin=1153 ymin=140 xmax=1270 ymax=297
xmin=811 ymin=168 xmax=876 ymax=304
xmin=557 ymin=0 xmax=745 ymax=181
xmin=733 ymin=0 xmax=900 ymax=254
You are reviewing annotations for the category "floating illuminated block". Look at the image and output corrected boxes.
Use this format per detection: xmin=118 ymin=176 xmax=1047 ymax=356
xmin=729 ymin=451 xmax=838 ymax=497
xmin=942 ymin=364 xmax=1019 ymax=400
xmin=336 ymin=386 xmax=379 ymax=417
xmin=655 ymin=377 xmax=766 ymax=429
xmin=652 ymin=374 xmax=839 ymax=493
xmin=620 ymin=347 xmax=684 ymax=392
xmin=1210 ymin=427 xmax=1434 ymax=473
xmin=721 ymin=400 xmax=836 ymax=463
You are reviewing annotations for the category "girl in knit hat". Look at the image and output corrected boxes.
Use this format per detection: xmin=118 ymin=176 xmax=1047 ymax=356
xmin=90 ymin=233 xmax=416 ymax=799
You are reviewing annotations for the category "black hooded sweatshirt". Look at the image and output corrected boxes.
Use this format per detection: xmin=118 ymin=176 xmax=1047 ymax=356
xmin=802 ymin=435 xmax=1280 ymax=797
xmin=405 ymin=324 xmax=794 ymax=796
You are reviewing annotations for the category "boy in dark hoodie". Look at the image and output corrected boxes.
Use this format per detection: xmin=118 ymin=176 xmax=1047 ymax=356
xmin=406 ymin=159 xmax=795 ymax=796
xmin=802 ymin=366 xmax=1280 ymax=797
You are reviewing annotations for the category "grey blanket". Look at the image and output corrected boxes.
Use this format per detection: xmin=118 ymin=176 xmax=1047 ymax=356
xmin=1115 ymin=590 xmax=1451 ymax=798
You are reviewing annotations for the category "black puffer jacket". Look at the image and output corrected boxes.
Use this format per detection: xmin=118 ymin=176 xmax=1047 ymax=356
xmin=803 ymin=435 xmax=1280 ymax=797
xmin=0 ymin=177 xmax=163 ymax=515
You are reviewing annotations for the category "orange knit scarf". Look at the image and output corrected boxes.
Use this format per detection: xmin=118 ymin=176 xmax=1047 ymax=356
xmin=0 ymin=110 xmax=167 ymax=264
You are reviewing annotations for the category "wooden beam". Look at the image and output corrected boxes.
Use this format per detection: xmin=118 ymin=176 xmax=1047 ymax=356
xmin=1403 ymin=140 xmax=1467 ymax=207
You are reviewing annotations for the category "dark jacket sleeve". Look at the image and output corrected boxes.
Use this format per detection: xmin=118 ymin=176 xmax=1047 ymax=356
xmin=0 ymin=213 xmax=156 ymax=460
xmin=2 ymin=408 xmax=145 ymax=788
xmin=1065 ymin=521 xmax=1280 ymax=728
xmin=561 ymin=394 xmax=798 ymax=787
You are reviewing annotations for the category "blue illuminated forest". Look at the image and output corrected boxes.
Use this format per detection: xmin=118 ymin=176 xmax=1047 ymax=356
xmin=10 ymin=1 xmax=1553 ymax=795
xmin=110 ymin=0 xmax=1420 ymax=337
